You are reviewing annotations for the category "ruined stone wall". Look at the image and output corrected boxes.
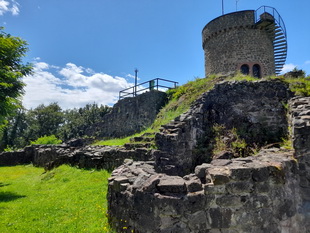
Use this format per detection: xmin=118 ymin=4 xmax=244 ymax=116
xmin=290 ymin=97 xmax=310 ymax=230
xmin=107 ymin=80 xmax=310 ymax=233
xmin=88 ymin=91 xmax=167 ymax=138
xmin=202 ymin=11 xmax=275 ymax=76
xmin=155 ymin=80 xmax=292 ymax=176
xmin=108 ymin=149 xmax=303 ymax=233
xmin=0 ymin=144 xmax=153 ymax=171
xmin=0 ymin=146 xmax=35 ymax=166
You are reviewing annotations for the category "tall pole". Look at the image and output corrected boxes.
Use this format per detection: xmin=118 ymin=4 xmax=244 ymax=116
xmin=222 ymin=0 xmax=224 ymax=15
xmin=134 ymin=68 xmax=138 ymax=97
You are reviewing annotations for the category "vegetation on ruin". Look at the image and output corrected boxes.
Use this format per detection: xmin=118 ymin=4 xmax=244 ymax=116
xmin=283 ymin=76 xmax=310 ymax=97
xmin=94 ymin=130 xmax=151 ymax=146
xmin=95 ymin=136 xmax=133 ymax=146
xmin=151 ymin=75 xmax=220 ymax=130
xmin=95 ymin=75 xmax=224 ymax=146
xmin=212 ymin=124 xmax=251 ymax=156
xmin=30 ymin=135 xmax=62 ymax=145
xmin=95 ymin=72 xmax=310 ymax=147
xmin=0 ymin=165 xmax=114 ymax=233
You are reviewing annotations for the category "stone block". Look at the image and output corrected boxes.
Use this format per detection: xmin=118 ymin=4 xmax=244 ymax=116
xmin=226 ymin=181 xmax=254 ymax=194
xmin=195 ymin=163 xmax=212 ymax=179
xmin=204 ymin=183 xmax=227 ymax=195
xmin=230 ymin=166 xmax=252 ymax=181
xmin=246 ymin=195 xmax=270 ymax=209
xmin=141 ymin=175 xmax=161 ymax=192
xmin=187 ymin=210 xmax=209 ymax=230
xmin=254 ymin=182 xmax=270 ymax=193
xmin=185 ymin=177 xmax=203 ymax=193
xmin=111 ymin=176 xmax=130 ymax=192
xmin=276 ymin=199 xmax=296 ymax=219
xmin=157 ymin=176 xmax=187 ymax=194
xmin=211 ymin=159 xmax=232 ymax=166
xmin=186 ymin=192 xmax=207 ymax=212
xmin=252 ymin=166 xmax=269 ymax=182
xmin=208 ymin=167 xmax=231 ymax=185
xmin=209 ymin=208 xmax=232 ymax=228
xmin=268 ymin=166 xmax=285 ymax=184
xmin=216 ymin=194 xmax=242 ymax=207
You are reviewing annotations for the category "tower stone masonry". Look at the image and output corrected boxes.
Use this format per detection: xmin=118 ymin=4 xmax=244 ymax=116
xmin=202 ymin=6 xmax=287 ymax=77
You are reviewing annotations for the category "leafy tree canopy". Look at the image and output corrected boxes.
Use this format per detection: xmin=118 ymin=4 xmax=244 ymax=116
xmin=0 ymin=103 xmax=111 ymax=151
xmin=0 ymin=28 xmax=32 ymax=125
xmin=26 ymin=103 xmax=64 ymax=141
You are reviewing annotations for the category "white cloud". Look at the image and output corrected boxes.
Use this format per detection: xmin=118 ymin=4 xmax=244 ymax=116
xmin=22 ymin=61 xmax=134 ymax=110
xmin=280 ymin=63 xmax=296 ymax=74
xmin=0 ymin=0 xmax=19 ymax=16
xmin=0 ymin=0 xmax=9 ymax=15
xmin=305 ymin=61 xmax=310 ymax=65
xmin=34 ymin=62 xmax=49 ymax=71
xmin=10 ymin=0 xmax=19 ymax=15
xmin=126 ymin=73 xmax=140 ymax=80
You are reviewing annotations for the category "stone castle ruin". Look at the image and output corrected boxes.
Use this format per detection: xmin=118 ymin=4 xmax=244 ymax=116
xmin=2 ymin=5 xmax=310 ymax=233
xmin=107 ymin=6 xmax=310 ymax=233
xmin=202 ymin=6 xmax=287 ymax=77
xmin=108 ymin=80 xmax=310 ymax=232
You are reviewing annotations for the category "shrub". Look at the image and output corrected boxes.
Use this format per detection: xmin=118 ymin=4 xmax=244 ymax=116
xmin=30 ymin=135 xmax=62 ymax=145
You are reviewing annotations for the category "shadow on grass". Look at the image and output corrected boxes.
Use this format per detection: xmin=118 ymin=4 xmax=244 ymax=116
xmin=0 ymin=183 xmax=10 ymax=188
xmin=0 ymin=191 xmax=26 ymax=202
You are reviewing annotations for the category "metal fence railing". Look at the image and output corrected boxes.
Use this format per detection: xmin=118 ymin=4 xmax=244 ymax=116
xmin=255 ymin=5 xmax=287 ymax=38
xmin=119 ymin=78 xmax=178 ymax=99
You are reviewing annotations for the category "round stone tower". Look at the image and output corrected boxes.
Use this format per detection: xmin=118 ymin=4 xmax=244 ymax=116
xmin=202 ymin=6 xmax=287 ymax=77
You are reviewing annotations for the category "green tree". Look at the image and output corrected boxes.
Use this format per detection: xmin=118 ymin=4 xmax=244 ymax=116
xmin=0 ymin=108 xmax=28 ymax=151
xmin=0 ymin=103 xmax=111 ymax=151
xmin=25 ymin=103 xmax=64 ymax=141
xmin=59 ymin=103 xmax=111 ymax=141
xmin=0 ymin=28 xmax=32 ymax=125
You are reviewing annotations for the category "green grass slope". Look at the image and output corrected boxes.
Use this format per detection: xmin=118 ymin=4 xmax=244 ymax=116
xmin=0 ymin=165 xmax=114 ymax=233
xmin=96 ymin=74 xmax=310 ymax=147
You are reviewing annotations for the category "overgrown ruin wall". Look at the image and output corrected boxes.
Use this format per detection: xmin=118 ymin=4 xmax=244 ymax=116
xmin=87 ymin=91 xmax=167 ymax=138
xmin=155 ymin=80 xmax=293 ymax=176
xmin=108 ymin=80 xmax=310 ymax=233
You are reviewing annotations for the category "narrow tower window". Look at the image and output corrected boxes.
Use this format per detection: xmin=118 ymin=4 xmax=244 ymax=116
xmin=240 ymin=64 xmax=250 ymax=75
xmin=253 ymin=64 xmax=261 ymax=78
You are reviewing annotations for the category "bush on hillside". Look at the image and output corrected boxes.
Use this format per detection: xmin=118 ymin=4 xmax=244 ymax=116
xmin=30 ymin=135 xmax=62 ymax=145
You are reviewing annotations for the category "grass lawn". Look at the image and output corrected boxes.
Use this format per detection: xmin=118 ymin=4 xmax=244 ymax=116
xmin=0 ymin=165 xmax=114 ymax=233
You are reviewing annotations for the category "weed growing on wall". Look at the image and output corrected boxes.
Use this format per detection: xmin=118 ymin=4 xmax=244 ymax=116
xmin=283 ymin=77 xmax=310 ymax=97
xmin=30 ymin=135 xmax=62 ymax=145
xmin=211 ymin=124 xmax=260 ymax=158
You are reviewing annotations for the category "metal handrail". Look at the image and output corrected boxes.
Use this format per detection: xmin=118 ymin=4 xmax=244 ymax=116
xmin=119 ymin=78 xmax=178 ymax=99
xmin=255 ymin=6 xmax=287 ymax=38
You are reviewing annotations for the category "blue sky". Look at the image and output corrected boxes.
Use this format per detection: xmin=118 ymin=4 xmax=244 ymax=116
xmin=1 ymin=0 xmax=309 ymax=109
